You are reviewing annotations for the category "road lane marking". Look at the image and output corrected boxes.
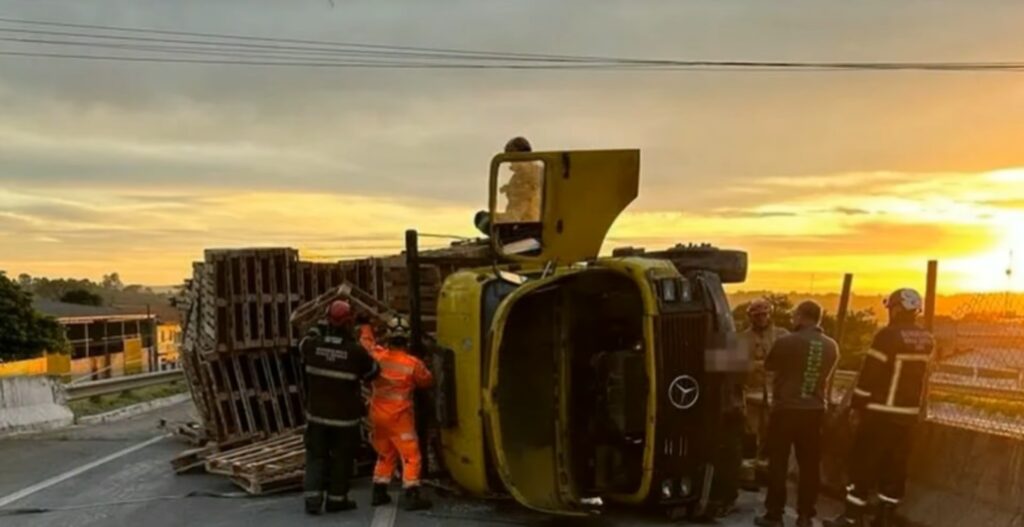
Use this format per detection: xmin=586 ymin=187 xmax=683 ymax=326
xmin=371 ymin=503 xmax=398 ymax=527
xmin=0 ymin=433 xmax=169 ymax=509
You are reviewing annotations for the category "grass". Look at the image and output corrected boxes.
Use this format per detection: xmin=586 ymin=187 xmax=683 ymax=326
xmin=68 ymin=380 xmax=188 ymax=417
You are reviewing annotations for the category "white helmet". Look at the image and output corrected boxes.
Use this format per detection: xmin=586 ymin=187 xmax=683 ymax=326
xmin=884 ymin=288 xmax=923 ymax=313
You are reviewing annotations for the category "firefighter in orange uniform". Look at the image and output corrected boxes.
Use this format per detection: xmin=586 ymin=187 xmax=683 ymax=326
xmin=369 ymin=317 xmax=434 ymax=511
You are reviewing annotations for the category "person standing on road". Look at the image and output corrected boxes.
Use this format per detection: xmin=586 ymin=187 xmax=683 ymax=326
xmin=740 ymin=299 xmax=790 ymax=477
xmin=826 ymin=288 xmax=933 ymax=527
xmin=369 ymin=317 xmax=435 ymax=511
xmin=756 ymin=300 xmax=838 ymax=527
xmin=299 ymin=300 xmax=380 ymax=515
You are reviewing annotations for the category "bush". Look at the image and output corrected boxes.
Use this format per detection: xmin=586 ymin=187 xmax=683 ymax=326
xmin=0 ymin=272 xmax=68 ymax=360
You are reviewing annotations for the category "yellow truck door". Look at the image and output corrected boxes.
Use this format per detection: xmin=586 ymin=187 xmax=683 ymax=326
xmin=488 ymin=149 xmax=640 ymax=266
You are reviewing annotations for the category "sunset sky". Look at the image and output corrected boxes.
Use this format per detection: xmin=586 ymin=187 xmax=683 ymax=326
xmin=1 ymin=0 xmax=1023 ymax=294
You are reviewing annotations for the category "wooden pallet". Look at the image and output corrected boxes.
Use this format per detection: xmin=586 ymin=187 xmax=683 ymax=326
xmin=206 ymin=429 xmax=306 ymax=495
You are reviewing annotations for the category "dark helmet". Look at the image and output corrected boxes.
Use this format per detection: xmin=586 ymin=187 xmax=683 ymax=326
xmin=884 ymin=288 xmax=923 ymax=314
xmin=326 ymin=300 xmax=354 ymax=327
xmin=504 ymin=136 xmax=532 ymax=153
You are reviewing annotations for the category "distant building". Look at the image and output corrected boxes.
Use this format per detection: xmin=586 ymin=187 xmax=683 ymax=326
xmin=33 ymin=299 xmax=158 ymax=378
xmin=157 ymin=322 xmax=181 ymax=370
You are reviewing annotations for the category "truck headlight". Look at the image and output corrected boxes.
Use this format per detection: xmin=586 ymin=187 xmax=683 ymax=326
xmin=661 ymin=479 xmax=674 ymax=499
xmin=679 ymin=477 xmax=693 ymax=497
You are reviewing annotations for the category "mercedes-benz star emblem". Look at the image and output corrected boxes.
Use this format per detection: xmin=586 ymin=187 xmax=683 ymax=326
xmin=668 ymin=375 xmax=700 ymax=410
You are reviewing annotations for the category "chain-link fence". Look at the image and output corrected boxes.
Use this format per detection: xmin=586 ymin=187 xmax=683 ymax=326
xmin=926 ymin=292 xmax=1024 ymax=439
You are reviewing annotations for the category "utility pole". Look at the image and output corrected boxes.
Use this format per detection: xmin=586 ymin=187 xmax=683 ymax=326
xmin=1005 ymin=250 xmax=1014 ymax=318
xmin=924 ymin=260 xmax=938 ymax=331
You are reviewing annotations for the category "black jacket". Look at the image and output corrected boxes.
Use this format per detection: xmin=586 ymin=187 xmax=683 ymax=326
xmin=852 ymin=321 xmax=934 ymax=421
xmin=765 ymin=326 xmax=839 ymax=411
xmin=300 ymin=324 xmax=379 ymax=427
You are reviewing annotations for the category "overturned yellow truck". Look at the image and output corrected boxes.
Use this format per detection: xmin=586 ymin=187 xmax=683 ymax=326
xmin=419 ymin=149 xmax=748 ymax=517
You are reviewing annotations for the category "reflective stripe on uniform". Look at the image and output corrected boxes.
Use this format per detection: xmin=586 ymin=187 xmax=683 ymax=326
xmin=374 ymin=390 xmax=410 ymax=402
xmin=306 ymin=412 xmax=361 ymax=427
xmin=853 ymin=388 xmax=871 ymax=397
xmin=402 ymin=480 xmax=421 ymax=489
xmin=887 ymin=359 xmax=905 ymax=405
xmin=867 ymin=403 xmax=920 ymax=415
xmin=878 ymin=494 xmax=901 ymax=504
xmin=381 ymin=361 xmax=414 ymax=375
xmin=324 ymin=336 xmax=344 ymax=344
xmin=373 ymin=476 xmax=392 ymax=484
xmin=846 ymin=494 xmax=868 ymax=506
xmin=895 ymin=353 xmax=929 ymax=362
xmin=327 ymin=495 xmax=350 ymax=502
xmin=305 ymin=366 xmax=358 ymax=381
xmin=867 ymin=348 xmax=889 ymax=362
xmin=304 ymin=491 xmax=324 ymax=498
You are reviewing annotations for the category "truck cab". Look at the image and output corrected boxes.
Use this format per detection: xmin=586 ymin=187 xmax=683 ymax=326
xmin=431 ymin=150 xmax=747 ymax=515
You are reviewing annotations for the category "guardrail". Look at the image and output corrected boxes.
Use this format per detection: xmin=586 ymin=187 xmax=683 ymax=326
xmin=64 ymin=369 xmax=184 ymax=401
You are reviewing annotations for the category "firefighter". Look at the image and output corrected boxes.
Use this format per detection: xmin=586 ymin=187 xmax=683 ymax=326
xmin=369 ymin=317 xmax=435 ymax=511
xmin=756 ymin=300 xmax=838 ymax=527
xmin=299 ymin=300 xmax=380 ymax=515
xmin=827 ymin=288 xmax=933 ymax=527
xmin=740 ymin=299 xmax=789 ymax=480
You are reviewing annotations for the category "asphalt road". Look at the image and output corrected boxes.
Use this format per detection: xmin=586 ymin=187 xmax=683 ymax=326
xmin=0 ymin=401 xmax=836 ymax=526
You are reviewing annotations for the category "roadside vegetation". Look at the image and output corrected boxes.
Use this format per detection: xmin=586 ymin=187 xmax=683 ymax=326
xmin=68 ymin=381 xmax=188 ymax=417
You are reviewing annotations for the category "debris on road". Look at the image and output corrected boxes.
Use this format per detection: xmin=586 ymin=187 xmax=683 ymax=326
xmin=205 ymin=428 xmax=305 ymax=494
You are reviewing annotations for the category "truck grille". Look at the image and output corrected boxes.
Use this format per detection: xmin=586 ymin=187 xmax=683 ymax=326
xmin=654 ymin=312 xmax=710 ymax=464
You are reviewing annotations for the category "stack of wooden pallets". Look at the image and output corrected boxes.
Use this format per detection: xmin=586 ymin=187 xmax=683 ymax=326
xmin=174 ymin=244 xmax=490 ymax=494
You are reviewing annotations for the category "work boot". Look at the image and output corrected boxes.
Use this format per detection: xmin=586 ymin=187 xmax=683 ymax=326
xmin=753 ymin=514 xmax=784 ymax=527
xmin=796 ymin=517 xmax=814 ymax=527
xmin=371 ymin=483 xmax=392 ymax=507
xmin=402 ymin=486 xmax=433 ymax=511
xmin=304 ymin=492 xmax=324 ymax=515
xmin=325 ymin=495 xmax=358 ymax=512
xmin=871 ymin=503 xmax=897 ymax=527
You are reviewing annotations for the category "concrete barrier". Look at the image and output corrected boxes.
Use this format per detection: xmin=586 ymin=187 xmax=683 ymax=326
xmin=903 ymin=422 xmax=1024 ymax=527
xmin=0 ymin=375 xmax=74 ymax=436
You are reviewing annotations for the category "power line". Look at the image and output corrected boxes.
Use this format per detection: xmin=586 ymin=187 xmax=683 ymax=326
xmin=2 ymin=16 xmax=1024 ymax=72
xmin=3 ymin=49 xmax=1023 ymax=72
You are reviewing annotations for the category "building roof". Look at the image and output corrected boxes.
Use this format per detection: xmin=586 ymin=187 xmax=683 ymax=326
xmin=33 ymin=298 xmax=123 ymax=318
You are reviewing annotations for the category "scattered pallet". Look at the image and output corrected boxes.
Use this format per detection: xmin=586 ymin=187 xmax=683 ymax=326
xmin=205 ymin=429 xmax=306 ymax=494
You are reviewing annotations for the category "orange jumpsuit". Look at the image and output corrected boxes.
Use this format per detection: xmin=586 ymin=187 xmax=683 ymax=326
xmin=370 ymin=346 xmax=433 ymax=488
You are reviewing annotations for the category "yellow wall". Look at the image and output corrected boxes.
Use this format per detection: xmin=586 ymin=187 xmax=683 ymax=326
xmin=0 ymin=357 xmax=48 ymax=377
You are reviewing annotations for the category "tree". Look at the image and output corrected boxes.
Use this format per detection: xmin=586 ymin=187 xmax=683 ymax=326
xmin=17 ymin=273 xmax=32 ymax=288
xmin=60 ymin=289 xmax=104 ymax=306
xmin=0 ymin=272 xmax=68 ymax=361
xmin=101 ymin=272 xmax=124 ymax=291
xmin=822 ymin=308 xmax=880 ymax=370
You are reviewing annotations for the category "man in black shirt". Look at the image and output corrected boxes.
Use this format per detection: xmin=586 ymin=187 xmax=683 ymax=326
xmin=299 ymin=300 xmax=380 ymax=515
xmin=756 ymin=300 xmax=839 ymax=527
xmin=827 ymin=288 xmax=933 ymax=527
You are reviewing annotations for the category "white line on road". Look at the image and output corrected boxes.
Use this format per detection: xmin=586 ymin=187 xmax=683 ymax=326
xmin=371 ymin=503 xmax=398 ymax=527
xmin=0 ymin=433 xmax=169 ymax=509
